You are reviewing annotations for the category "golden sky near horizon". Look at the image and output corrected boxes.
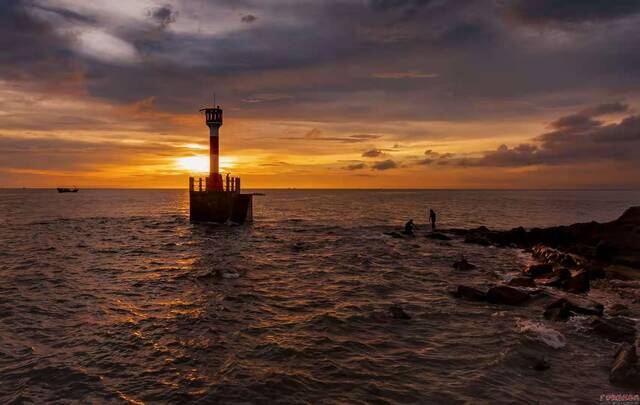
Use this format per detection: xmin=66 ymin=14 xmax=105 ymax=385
xmin=2 ymin=0 xmax=640 ymax=188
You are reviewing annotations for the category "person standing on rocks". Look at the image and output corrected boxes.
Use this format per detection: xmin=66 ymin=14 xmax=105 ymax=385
xmin=429 ymin=209 xmax=437 ymax=231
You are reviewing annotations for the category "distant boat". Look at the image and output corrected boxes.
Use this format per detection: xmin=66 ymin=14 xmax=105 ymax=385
xmin=57 ymin=187 xmax=79 ymax=193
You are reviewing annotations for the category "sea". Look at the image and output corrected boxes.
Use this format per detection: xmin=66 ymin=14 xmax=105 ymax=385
xmin=1 ymin=189 xmax=639 ymax=404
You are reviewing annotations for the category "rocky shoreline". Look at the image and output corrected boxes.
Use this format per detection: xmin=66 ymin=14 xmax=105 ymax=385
xmin=453 ymin=206 xmax=640 ymax=388
xmin=390 ymin=207 xmax=640 ymax=388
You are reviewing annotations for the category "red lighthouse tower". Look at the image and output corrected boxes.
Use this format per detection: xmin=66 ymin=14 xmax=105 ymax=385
xmin=188 ymin=102 xmax=253 ymax=223
xmin=200 ymin=104 xmax=224 ymax=191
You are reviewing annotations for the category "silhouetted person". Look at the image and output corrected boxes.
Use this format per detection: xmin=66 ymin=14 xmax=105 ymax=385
xmin=404 ymin=219 xmax=415 ymax=236
xmin=226 ymin=173 xmax=230 ymax=191
xmin=429 ymin=209 xmax=437 ymax=231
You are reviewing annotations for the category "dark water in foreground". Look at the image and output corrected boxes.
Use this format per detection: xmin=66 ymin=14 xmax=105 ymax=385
xmin=1 ymin=189 xmax=639 ymax=404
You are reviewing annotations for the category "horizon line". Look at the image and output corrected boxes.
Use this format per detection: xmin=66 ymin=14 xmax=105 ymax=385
xmin=2 ymin=187 xmax=640 ymax=192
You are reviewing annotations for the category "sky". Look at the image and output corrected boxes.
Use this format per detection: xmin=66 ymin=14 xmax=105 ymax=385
xmin=1 ymin=0 xmax=640 ymax=189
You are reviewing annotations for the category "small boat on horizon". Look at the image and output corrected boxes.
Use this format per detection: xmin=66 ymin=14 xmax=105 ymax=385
xmin=57 ymin=186 xmax=79 ymax=193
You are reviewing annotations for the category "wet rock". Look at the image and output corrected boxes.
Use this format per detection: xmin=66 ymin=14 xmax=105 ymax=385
xmin=453 ymin=258 xmax=476 ymax=271
xmin=389 ymin=305 xmax=411 ymax=320
xmin=458 ymin=206 xmax=640 ymax=271
xmin=486 ymin=286 xmax=530 ymax=306
xmin=531 ymin=244 xmax=583 ymax=268
xmin=291 ymin=242 xmax=306 ymax=252
xmin=215 ymin=269 xmax=240 ymax=279
xmin=563 ymin=270 xmax=590 ymax=293
xmin=591 ymin=317 xmax=637 ymax=343
xmin=608 ymin=304 xmax=633 ymax=317
xmin=544 ymin=298 xmax=604 ymax=321
xmin=542 ymin=277 xmax=565 ymax=288
xmin=508 ymin=277 xmax=536 ymax=288
xmin=609 ymin=343 xmax=639 ymax=386
xmin=426 ymin=232 xmax=451 ymax=241
xmin=524 ymin=263 xmax=553 ymax=277
xmin=596 ymin=240 xmax=617 ymax=260
xmin=533 ymin=357 xmax=550 ymax=371
xmin=464 ymin=234 xmax=491 ymax=246
xmin=544 ymin=305 xmax=571 ymax=321
xmin=453 ymin=285 xmax=487 ymax=301
xmin=553 ymin=268 xmax=572 ymax=280
xmin=606 ymin=265 xmax=640 ymax=281
xmin=584 ymin=264 xmax=606 ymax=280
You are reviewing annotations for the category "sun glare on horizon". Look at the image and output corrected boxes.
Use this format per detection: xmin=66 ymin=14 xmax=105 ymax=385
xmin=175 ymin=155 xmax=237 ymax=173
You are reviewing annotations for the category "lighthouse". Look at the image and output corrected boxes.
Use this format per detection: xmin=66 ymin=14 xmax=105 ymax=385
xmin=188 ymin=103 xmax=253 ymax=223
xmin=201 ymin=104 xmax=224 ymax=191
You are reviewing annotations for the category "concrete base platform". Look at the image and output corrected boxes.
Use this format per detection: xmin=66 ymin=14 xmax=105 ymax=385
xmin=189 ymin=191 xmax=253 ymax=224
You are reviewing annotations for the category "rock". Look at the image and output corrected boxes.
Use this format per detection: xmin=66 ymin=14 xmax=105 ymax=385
xmin=486 ymin=285 xmax=530 ymax=306
xmin=524 ymin=263 xmax=553 ymax=277
xmin=596 ymin=240 xmax=617 ymax=260
xmin=553 ymin=268 xmax=572 ymax=280
xmin=426 ymin=232 xmax=451 ymax=241
xmin=532 ymin=244 xmax=582 ymax=268
xmin=544 ymin=305 xmax=571 ymax=321
xmin=508 ymin=277 xmax=536 ymax=288
xmin=464 ymin=234 xmax=491 ymax=246
xmin=544 ymin=298 xmax=604 ymax=321
xmin=606 ymin=265 xmax=640 ymax=281
xmin=584 ymin=264 xmax=606 ymax=280
xmin=533 ymin=358 xmax=550 ymax=371
xmin=542 ymin=277 xmax=565 ymax=288
xmin=389 ymin=305 xmax=411 ymax=320
xmin=457 ymin=206 xmax=640 ymax=271
xmin=591 ymin=317 xmax=637 ymax=342
xmin=609 ymin=343 xmax=639 ymax=386
xmin=608 ymin=304 xmax=633 ymax=317
xmin=221 ymin=270 xmax=240 ymax=279
xmin=453 ymin=258 xmax=476 ymax=271
xmin=560 ymin=254 xmax=578 ymax=267
xmin=453 ymin=285 xmax=486 ymax=301
xmin=563 ymin=270 xmax=590 ymax=293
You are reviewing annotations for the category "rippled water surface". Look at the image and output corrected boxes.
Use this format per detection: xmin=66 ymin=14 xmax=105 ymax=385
xmin=1 ymin=189 xmax=639 ymax=403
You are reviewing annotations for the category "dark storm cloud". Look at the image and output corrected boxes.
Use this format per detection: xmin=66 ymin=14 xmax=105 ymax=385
xmin=369 ymin=0 xmax=433 ymax=10
xmin=149 ymin=5 xmax=178 ymax=28
xmin=460 ymin=103 xmax=640 ymax=167
xmin=371 ymin=159 xmax=397 ymax=170
xmin=550 ymin=102 xmax=629 ymax=130
xmin=0 ymin=0 xmax=75 ymax=82
xmin=2 ymin=0 xmax=640 ymax=124
xmin=509 ymin=0 xmax=640 ymax=24
xmin=241 ymin=14 xmax=257 ymax=23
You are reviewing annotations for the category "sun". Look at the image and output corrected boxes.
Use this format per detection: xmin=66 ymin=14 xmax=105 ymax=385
xmin=176 ymin=156 xmax=209 ymax=173
xmin=175 ymin=155 xmax=237 ymax=173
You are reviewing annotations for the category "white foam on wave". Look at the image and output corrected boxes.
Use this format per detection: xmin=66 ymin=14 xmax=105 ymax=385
xmin=516 ymin=319 xmax=567 ymax=349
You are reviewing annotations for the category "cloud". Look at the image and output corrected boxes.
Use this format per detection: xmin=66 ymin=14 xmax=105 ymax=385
xmin=550 ymin=102 xmax=629 ymax=130
xmin=372 ymin=71 xmax=438 ymax=79
xmin=149 ymin=5 xmax=178 ymax=28
xmin=508 ymin=0 xmax=640 ymax=24
xmin=460 ymin=103 xmax=640 ymax=167
xmin=420 ymin=149 xmax=454 ymax=163
xmin=362 ymin=148 xmax=387 ymax=158
xmin=283 ymin=131 xmax=381 ymax=143
xmin=241 ymin=14 xmax=257 ymax=23
xmin=345 ymin=162 xmax=367 ymax=170
xmin=371 ymin=159 xmax=397 ymax=170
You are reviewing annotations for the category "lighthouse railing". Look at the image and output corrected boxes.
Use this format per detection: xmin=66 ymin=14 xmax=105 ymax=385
xmin=189 ymin=176 xmax=241 ymax=193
